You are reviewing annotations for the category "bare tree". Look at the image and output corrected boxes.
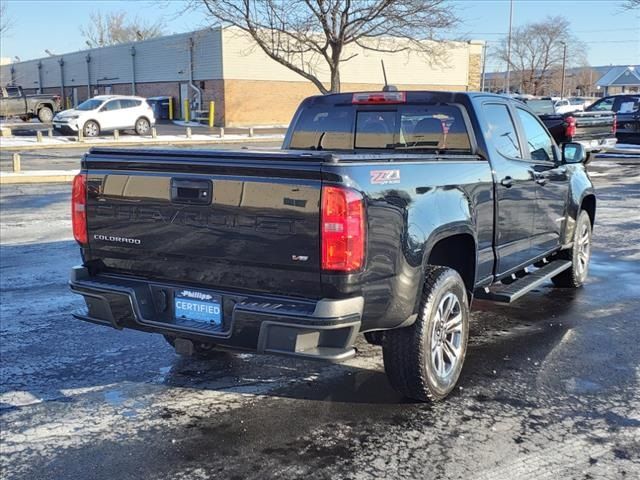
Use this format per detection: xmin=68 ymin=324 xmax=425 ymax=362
xmin=622 ymin=0 xmax=640 ymax=8
xmin=81 ymin=11 xmax=165 ymax=48
xmin=1 ymin=2 xmax=13 ymax=36
xmin=190 ymin=0 xmax=459 ymax=94
xmin=493 ymin=16 xmax=587 ymax=95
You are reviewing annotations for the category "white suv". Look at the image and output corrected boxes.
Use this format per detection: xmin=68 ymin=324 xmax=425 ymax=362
xmin=53 ymin=95 xmax=156 ymax=137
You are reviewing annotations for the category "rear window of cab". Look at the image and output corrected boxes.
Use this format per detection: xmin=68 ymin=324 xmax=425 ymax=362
xmin=289 ymin=104 xmax=472 ymax=153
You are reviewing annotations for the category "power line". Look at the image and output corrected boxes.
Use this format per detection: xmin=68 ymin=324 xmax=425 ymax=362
xmin=465 ymin=27 xmax=639 ymax=35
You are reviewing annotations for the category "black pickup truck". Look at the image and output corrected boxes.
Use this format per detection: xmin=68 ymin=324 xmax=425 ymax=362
xmin=0 ymin=85 xmax=61 ymax=122
xmin=69 ymin=91 xmax=596 ymax=402
xmin=586 ymin=94 xmax=640 ymax=145
xmin=520 ymin=98 xmax=617 ymax=152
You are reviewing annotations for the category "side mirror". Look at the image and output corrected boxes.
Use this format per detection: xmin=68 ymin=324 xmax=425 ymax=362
xmin=561 ymin=142 xmax=586 ymax=164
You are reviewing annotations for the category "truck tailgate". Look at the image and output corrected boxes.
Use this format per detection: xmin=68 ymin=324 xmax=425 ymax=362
xmin=572 ymin=111 xmax=615 ymax=141
xmin=83 ymin=148 xmax=327 ymax=298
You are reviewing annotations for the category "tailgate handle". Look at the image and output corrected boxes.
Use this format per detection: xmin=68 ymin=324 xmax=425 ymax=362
xmin=171 ymin=178 xmax=212 ymax=205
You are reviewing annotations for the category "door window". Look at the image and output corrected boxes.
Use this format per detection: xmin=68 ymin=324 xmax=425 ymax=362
xmin=612 ymin=96 xmax=639 ymax=113
xmin=483 ymin=103 xmax=522 ymax=159
xmin=588 ymin=97 xmax=614 ymax=111
xmin=5 ymin=87 xmax=20 ymax=97
xmin=120 ymin=99 xmax=141 ymax=109
xmin=516 ymin=108 xmax=556 ymax=162
xmin=101 ymin=100 xmax=121 ymax=111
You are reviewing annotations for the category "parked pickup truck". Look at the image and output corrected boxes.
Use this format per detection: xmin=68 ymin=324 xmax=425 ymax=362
xmin=522 ymin=98 xmax=617 ymax=153
xmin=69 ymin=90 xmax=596 ymax=402
xmin=586 ymin=94 xmax=640 ymax=145
xmin=0 ymin=85 xmax=61 ymax=122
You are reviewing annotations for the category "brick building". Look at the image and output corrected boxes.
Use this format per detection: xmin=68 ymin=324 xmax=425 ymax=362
xmin=0 ymin=28 xmax=484 ymax=127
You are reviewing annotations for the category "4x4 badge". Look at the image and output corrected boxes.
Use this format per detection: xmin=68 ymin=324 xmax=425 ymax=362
xmin=370 ymin=169 xmax=401 ymax=185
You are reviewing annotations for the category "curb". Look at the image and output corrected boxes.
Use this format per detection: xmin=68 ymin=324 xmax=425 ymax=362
xmin=0 ymin=135 xmax=284 ymax=152
xmin=1 ymin=170 xmax=79 ymax=185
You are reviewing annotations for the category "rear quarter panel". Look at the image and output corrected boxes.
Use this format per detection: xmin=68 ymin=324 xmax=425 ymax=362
xmin=322 ymin=159 xmax=494 ymax=331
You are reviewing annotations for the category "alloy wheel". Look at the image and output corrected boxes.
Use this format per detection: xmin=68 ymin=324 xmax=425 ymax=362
xmin=430 ymin=292 xmax=463 ymax=380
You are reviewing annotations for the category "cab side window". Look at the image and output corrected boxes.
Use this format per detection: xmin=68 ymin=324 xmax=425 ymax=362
xmin=5 ymin=87 xmax=21 ymax=98
xmin=483 ymin=103 xmax=522 ymax=159
xmin=102 ymin=100 xmax=122 ymax=111
xmin=516 ymin=108 xmax=555 ymax=162
xmin=589 ymin=98 xmax=614 ymax=111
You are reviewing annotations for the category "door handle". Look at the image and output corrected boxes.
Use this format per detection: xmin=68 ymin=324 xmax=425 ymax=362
xmin=500 ymin=176 xmax=513 ymax=188
xmin=533 ymin=172 xmax=548 ymax=186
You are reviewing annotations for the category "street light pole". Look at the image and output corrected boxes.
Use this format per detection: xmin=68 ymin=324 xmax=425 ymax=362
xmin=560 ymin=42 xmax=567 ymax=99
xmin=505 ymin=0 xmax=514 ymax=94
xmin=481 ymin=42 xmax=488 ymax=92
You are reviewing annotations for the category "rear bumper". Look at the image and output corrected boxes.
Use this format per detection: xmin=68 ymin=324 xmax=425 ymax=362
xmin=576 ymin=136 xmax=617 ymax=152
xmin=69 ymin=266 xmax=362 ymax=362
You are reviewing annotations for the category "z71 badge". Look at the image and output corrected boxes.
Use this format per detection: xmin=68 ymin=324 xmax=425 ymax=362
xmin=370 ymin=169 xmax=401 ymax=185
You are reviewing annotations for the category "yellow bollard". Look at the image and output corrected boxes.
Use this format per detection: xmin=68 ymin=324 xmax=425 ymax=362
xmin=12 ymin=153 xmax=21 ymax=173
xmin=168 ymin=97 xmax=173 ymax=120
xmin=183 ymin=99 xmax=190 ymax=122
xmin=66 ymin=97 xmax=71 ymax=110
xmin=208 ymin=101 xmax=215 ymax=128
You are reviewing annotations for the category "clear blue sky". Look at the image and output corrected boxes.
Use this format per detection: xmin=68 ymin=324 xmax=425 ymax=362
xmin=1 ymin=0 xmax=639 ymax=70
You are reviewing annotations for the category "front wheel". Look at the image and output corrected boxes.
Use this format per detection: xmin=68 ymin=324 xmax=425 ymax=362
xmin=383 ymin=266 xmax=469 ymax=402
xmin=37 ymin=107 xmax=53 ymax=123
xmin=552 ymin=210 xmax=592 ymax=288
xmin=83 ymin=120 xmax=100 ymax=137
xmin=135 ymin=117 xmax=151 ymax=135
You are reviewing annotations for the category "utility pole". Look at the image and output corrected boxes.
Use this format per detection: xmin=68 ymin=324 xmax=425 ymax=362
xmin=505 ymin=0 xmax=514 ymax=94
xmin=560 ymin=42 xmax=567 ymax=99
xmin=481 ymin=42 xmax=488 ymax=92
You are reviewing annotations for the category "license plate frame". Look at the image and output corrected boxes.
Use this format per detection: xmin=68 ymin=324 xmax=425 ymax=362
xmin=174 ymin=289 xmax=222 ymax=327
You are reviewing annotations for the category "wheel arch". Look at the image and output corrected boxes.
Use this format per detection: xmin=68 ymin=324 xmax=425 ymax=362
xmin=422 ymin=225 xmax=477 ymax=295
xmin=580 ymin=194 xmax=596 ymax=228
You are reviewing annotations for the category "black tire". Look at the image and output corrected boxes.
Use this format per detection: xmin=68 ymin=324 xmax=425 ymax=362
xmin=37 ymin=107 xmax=53 ymax=123
xmin=135 ymin=117 xmax=151 ymax=135
xmin=552 ymin=210 xmax=592 ymax=288
xmin=163 ymin=335 xmax=219 ymax=358
xmin=83 ymin=120 xmax=100 ymax=137
xmin=383 ymin=266 xmax=469 ymax=402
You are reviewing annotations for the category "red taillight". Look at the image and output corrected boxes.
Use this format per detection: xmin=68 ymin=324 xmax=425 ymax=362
xmin=352 ymin=91 xmax=406 ymax=105
xmin=565 ymin=116 xmax=577 ymax=138
xmin=72 ymin=173 xmax=87 ymax=244
xmin=321 ymin=186 xmax=365 ymax=272
xmin=612 ymin=114 xmax=617 ymax=135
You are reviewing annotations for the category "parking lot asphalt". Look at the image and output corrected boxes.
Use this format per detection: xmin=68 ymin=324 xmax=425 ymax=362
xmin=1 ymin=154 xmax=639 ymax=479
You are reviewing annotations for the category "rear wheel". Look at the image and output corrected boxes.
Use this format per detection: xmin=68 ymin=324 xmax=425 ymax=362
xmin=37 ymin=107 xmax=53 ymax=123
xmin=135 ymin=117 xmax=151 ymax=135
xmin=83 ymin=120 xmax=100 ymax=137
xmin=552 ymin=210 xmax=592 ymax=288
xmin=383 ymin=266 xmax=469 ymax=402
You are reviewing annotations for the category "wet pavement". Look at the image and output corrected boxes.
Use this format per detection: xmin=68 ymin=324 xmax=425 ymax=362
xmin=1 ymin=156 xmax=639 ymax=479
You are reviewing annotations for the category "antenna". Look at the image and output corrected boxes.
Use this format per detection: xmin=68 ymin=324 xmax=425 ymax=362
xmin=381 ymin=59 xmax=398 ymax=92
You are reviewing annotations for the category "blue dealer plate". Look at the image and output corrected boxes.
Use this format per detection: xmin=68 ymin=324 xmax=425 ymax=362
xmin=174 ymin=291 xmax=222 ymax=326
